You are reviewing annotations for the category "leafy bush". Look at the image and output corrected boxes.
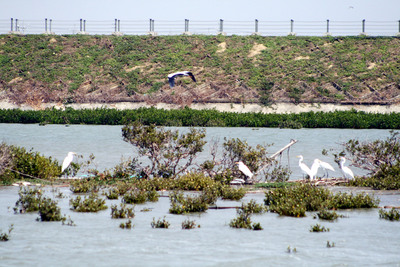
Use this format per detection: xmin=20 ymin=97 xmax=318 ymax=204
xmin=169 ymin=191 xmax=209 ymax=214
xmin=181 ymin=219 xmax=199 ymax=229
xmin=151 ymin=217 xmax=170 ymax=229
xmin=105 ymin=188 xmax=119 ymax=200
xmin=122 ymin=189 xmax=158 ymax=204
xmin=229 ymin=202 xmax=263 ymax=230
xmin=122 ymin=122 xmax=206 ymax=178
xmin=111 ymin=203 xmax=135 ymax=219
xmin=264 ymin=183 xmax=379 ymax=217
xmin=314 ymin=210 xmax=342 ymax=221
xmin=120 ymin=219 xmax=133 ymax=229
xmin=220 ymin=186 xmax=246 ymax=201
xmin=0 ymin=225 xmax=14 ymax=242
xmin=37 ymin=197 xmax=66 ymax=222
xmin=70 ymin=179 xmax=99 ymax=193
xmin=310 ymin=223 xmax=329 ymax=232
xmin=0 ymin=144 xmax=60 ymax=185
xmin=70 ymin=193 xmax=108 ymax=212
xmin=14 ymin=187 xmax=43 ymax=213
xmin=174 ymin=172 xmax=217 ymax=191
xmin=379 ymin=208 xmax=400 ymax=221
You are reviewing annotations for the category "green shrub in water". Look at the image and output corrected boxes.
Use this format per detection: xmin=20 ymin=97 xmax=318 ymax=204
xmin=264 ymin=183 xmax=379 ymax=217
xmin=70 ymin=179 xmax=99 ymax=193
xmin=37 ymin=197 xmax=66 ymax=222
xmin=229 ymin=200 xmax=264 ymax=230
xmin=151 ymin=216 xmax=170 ymax=229
xmin=379 ymin=208 xmax=400 ymax=221
xmin=70 ymin=192 xmax=108 ymax=212
xmin=310 ymin=223 xmax=329 ymax=232
xmin=14 ymin=187 xmax=43 ymax=213
xmin=120 ymin=219 xmax=133 ymax=229
xmin=220 ymin=186 xmax=246 ymax=201
xmin=169 ymin=191 xmax=209 ymax=214
xmin=181 ymin=219 xmax=199 ymax=230
xmin=111 ymin=203 xmax=135 ymax=219
xmin=0 ymin=225 xmax=14 ymax=242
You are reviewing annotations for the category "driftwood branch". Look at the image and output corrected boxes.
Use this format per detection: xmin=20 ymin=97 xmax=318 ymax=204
xmin=256 ymin=139 xmax=298 ymax=175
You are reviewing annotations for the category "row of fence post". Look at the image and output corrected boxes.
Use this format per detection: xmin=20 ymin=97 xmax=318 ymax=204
xmin=8 ymin=18 xmax=400 ymax=36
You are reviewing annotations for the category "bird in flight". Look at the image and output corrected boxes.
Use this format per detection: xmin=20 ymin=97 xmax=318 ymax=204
xmin=168 ymin=71 xmax=196 ymax=88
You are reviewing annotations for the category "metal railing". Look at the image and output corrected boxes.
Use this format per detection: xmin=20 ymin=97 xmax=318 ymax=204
xmin=1 ymin=18 xmax=400 ymax=36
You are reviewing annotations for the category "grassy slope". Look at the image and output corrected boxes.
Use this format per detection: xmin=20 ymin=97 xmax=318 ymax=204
xmin=0 ymin=34 xmax=399 ymax=106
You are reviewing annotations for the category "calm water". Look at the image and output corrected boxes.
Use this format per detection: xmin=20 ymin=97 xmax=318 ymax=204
xmin=1 ymin=124 xmax=400 ymax=266
xmin=0 ymin=124 xmax=394 ymax=178
xmin=1 ymin=186 xmax=400 ymax=266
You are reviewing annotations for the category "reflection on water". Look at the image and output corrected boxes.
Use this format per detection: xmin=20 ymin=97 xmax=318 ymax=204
xmin=0 ymin=124 xmax=392 ymax=179
xmin=0 ymin=186 xmax=399 ymax=266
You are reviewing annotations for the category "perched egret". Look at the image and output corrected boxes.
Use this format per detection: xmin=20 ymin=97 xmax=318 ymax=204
xmin=317 ymin=159 xmax=335 ymax=177
xmin=62 ymin=152 xmax=77 ymax=173
xmin=310 ymin=159 xmax=321 ymax=180
xmin=339 ymin=157 xmax=354 ymax=179
xmin=167 ymin=71 xmax=196 ymax=88
xmin=296 ymin=155 xmax=312 ymax=179
xmin=235 ymin=161 xmax=254 ymax=180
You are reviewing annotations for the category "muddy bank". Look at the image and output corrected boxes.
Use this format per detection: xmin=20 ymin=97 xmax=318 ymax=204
xmin=1 ymin=100 xmax=400 ymax=114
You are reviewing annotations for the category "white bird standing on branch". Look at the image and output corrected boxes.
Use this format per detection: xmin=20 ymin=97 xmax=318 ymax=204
xmin=317 ymin=159 xmax=335 ymax=177
xmin=296 ymin=155 xmax=312 ymax=179
xmin=168 ymin=71 xmax=196 ymax=88
xmin=61 ymin=152 xmax=77 ymax=173
xmin=339 ymin=157 xmax=354 ymax=179
xmin=235 ymin=161 xmax=254 ymax=180
xmin=310 ymin=159 xmax=321 ymax=180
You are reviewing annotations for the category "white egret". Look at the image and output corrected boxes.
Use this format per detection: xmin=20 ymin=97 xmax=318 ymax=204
xmin=61 ymin=152 xmax=77 ymax=173
xmin=168 ymin=71 xmax=196 ymax=88
xmin=310 ymin=159 xmax=321 ymax=180
xmin=339 ymin=157 xmax=354 ymax=179
xmin=296 ymin=155 xmax=312 ymax=179
xmin=235 ymin=161 xmax=254 ymax=180
xmin=317 ymin=159 xmax=335 ymax=177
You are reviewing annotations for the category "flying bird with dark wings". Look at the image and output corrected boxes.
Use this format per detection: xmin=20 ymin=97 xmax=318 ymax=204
xmin=168 ymin=71 xmax=196 ymax=88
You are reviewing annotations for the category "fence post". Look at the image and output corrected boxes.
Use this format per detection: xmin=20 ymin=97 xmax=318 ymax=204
xmin=289 ymin=19 xmax=296 ymax=36
xmin=118 ymin=20 xmax=120 ymax=32
xmin=114 ymin=19 xmax=117 ymax=32
xmin=83 ymin=20 xmax=86 ymax=33
xmin=360 ymin=19 xmax=367 ymax=36
xmin=183 ymin=19 xmax=191 ymax=35
xmin=325 ymin=19 xmax=331 ymax=36
xmin=10 ymin=18 xmax=13 ymax=32
xmin=49 ymin=19 xmax=53 ymax=34
xmin=253 ymin=19 xmax=260 ymax=35
xmin=218 ymin=19 xmax=226 ymax=35
xmin=113 ymin=19 xmax=123 ymax=36
xmin=45 ymin=18 xmax=48 ymax=33
xmin=397 ymin=20 xmax=400 ymax=36
xmin=15 ymin=19 xmax=19 ymax=32
xmin=80 ymin=19 xmax=82 ymax=32
xmin=148 ymin=19 xmax=157 ymax=36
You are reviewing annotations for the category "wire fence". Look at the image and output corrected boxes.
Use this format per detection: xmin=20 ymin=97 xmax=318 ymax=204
xmin=1 ymin=18 xmax=400 ymax=37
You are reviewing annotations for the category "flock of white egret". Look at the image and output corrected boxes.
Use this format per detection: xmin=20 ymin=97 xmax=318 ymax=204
xmin=233 ymin=156 xmax=354 ymax=185
xmin=296 ymin=155 xmax=354 ymax=180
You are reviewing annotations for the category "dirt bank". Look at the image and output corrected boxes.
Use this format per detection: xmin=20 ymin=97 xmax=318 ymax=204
xmin=1 ymin=100 xmax=399 ymax=114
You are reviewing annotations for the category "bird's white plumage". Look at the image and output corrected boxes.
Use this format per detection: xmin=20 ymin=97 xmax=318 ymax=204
xmin=310 ymin=159 xmax=321 ymax=180
xmin=297 ymin=155 xmax=313 ymax=179
xmin=62 ymin=152 xmax=76 ymax=173
xmin=339 ymin=157 xmax=354 ymax=179
xmin=168 ymin=71 xmax=196 ymax=88
xmin=235 ymin=161 xmax=253 ymax=179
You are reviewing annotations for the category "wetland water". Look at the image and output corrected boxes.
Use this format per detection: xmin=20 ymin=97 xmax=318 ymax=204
xmin=1 ymin=124 xmax=400 ymax=266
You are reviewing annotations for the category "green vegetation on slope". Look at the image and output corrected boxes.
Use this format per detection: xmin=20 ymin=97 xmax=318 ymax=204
xmin=1 ymin=35 xmax=399 ymax=104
